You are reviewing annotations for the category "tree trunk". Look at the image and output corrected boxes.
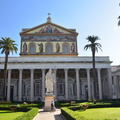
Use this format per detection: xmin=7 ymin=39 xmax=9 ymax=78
xmin=92 ymin=50 xmax=96 ymax=99
xmin=3 ymin=53 xmax=8 ymax=101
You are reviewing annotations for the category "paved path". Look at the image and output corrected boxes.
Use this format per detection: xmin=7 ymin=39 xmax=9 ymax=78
xmin=33 ymin=108 xmax=65 ymax=120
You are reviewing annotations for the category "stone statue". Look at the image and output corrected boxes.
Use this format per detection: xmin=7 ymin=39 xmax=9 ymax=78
xmin=23 ymin=42 xmax=27 ymax=53
xmin=45 ymin=69 xmax=55 ymax=94
xmin=71 ymin=43 xmax=75 ymax=53
xmin=56 ymin=43 xmax=60 ymax=53
xmin=38 ymin=43 xmax=43 ymax=53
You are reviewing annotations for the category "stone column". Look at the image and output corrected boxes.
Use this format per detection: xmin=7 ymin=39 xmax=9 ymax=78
xmin=114 ymin=75 xmax=117 ymax=93
xmin=86 ymin=69 xmax=91 ymax=100
xmin=112 ymin=75 xmax=117 ymax=98
xmin=30 ymin=69 xmax=34 ymax=101
xmin=76 ymin=69 xmax=80 ymax=100
xmin=116 ymin=76 xmax=119 ymax=98
xmin=64 ymin=69 xmax=68 ymax=100
xmin=97 ymin=68 xmax=102 ymax=99
xmin=7 ymin=69 xmax=11 ymax=101
xmin=107 ymin=68 xmax=112 ymax=99
xmin=18 ymin=69 xmax=23 ymax=101
xmin=118 ymin=76 xmax=120 ymax=98
xmin=53 ymin=69 xmax=57 ymax=101
xmin=42 ymin=69 xmax=45 ymax=101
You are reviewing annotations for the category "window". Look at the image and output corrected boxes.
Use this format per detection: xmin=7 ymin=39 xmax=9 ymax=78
xmin=27 ymin=86 xmax=30 ymax=96
xmin=46 ymin=44 xmax=53 ymax=54
xmin=35 ymin=82 xmax=41 ymax=95
xmin=29 ymin=43 xmax=36 ymax=54
xmin=58 ymin=83 xmax=64 ymax=95
xmin=62 ymin=43 xmax=69 ymax=54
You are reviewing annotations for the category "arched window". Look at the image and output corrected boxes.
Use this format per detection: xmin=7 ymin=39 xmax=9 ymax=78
xmin=45 ymin=43 xmax=53 ymax=54
xmin=62 ymin=43 xmax=69 ymax=54
xmin=29 ymin=43 xmax=36 ymax=54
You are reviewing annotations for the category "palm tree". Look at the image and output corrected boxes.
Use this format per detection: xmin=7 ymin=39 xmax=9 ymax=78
xmin=0 ymin=37 xmax=18 ymax=100
xmin=84 ymin=35 xmax=102 ymax=99
xmin=118 ymin=16 xmax=120 ymax=26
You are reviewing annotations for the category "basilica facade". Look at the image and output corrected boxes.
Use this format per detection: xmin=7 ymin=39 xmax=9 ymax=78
xmin=0 ymin=17 xmax=114 ymax=101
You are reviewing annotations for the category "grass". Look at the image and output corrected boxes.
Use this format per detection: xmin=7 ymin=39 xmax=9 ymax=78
xmin=77 ymin=107 xmax=120 ymax=119
xmin=0 ymin=110 xmax=25 ymax=120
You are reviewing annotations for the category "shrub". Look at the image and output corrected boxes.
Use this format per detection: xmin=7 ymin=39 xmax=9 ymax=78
xmin=55 ymin=101 xmax=78 ymax=107
xmin=61 ymin=101 xmax=120 ymax=120
xmin=61 ymin=107 xmax=85 ymax=120
xmin=0 ymin=104 xmax=10 ymax=110
xmin=13 ymin=108 xmax=38 ymax=120
xmin=81 ymin=104 xmax=88 ymax=111
xmin=0 ymin=101 xmax=11 ymax=104
xmin=10 ymin=105 xmax=18 ymax=112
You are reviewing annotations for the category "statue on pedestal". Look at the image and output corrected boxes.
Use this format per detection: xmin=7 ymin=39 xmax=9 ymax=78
xmin=45 ymin=69 xmax=55 ymax=94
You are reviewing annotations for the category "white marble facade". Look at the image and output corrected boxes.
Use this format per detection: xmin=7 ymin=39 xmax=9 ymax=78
xmin=0 ymin=56 xmax=113 ymax=101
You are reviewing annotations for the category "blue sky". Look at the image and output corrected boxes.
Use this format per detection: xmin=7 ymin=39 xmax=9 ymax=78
xmin=0 ymin=0 xmax=120 ymax=65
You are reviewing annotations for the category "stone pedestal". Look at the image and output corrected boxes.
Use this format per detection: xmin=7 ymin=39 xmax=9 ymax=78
xmin=44 ymin=94 xmax=55 ymax=111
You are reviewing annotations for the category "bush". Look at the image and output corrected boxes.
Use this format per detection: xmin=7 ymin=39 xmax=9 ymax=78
xmin=61 ymin=101 xmax=120 ymax=120
xmin=55 ymin=101 xmax=78 ymax=107
xmin=0 ymin=104 xmax=10 ymax=110
xmin=13 ymin=108 xmax=38 ymax=120
xmin=0 ymin=102 xmax=44 ymax=112
xmin=61 ymin=107 xmax=85 ymax=120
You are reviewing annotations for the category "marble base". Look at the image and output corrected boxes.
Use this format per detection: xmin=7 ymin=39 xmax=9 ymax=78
xmin=44 ymin=95 xmax=55 ymax=112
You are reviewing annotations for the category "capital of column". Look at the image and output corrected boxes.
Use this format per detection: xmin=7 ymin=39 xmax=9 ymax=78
xmin=19 ymin=69 xmax=23 ymax=71
xmin=53 ymin=69 xmax=57 ymax=72
xmin=8 ymin=69 xmax=12 ymax=72
xmin=97 ymin=68 xmax=101 ymax=72
xmin=64 ymin=69 xmax=68 ymax=72
xmin=107 ymin=68 xmax=111 ymax=72
xmin=75 ymin=68 xmax=80 ymax=71
xmin=86 ymin=68 xmax=90 ymax=72
xmin=30 ymin=69 xmax=34 ymax=72
xmin=41 ymin=69 xmax=46 ymax=72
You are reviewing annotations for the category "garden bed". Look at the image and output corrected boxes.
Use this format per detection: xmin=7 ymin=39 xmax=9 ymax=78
xmin=61 ymin=101 xmax=120 ymax=120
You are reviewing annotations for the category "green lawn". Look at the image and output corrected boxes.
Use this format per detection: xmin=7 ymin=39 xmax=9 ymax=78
xmin=77 ymin=107 xmax=120 ymax=119
xmin=0 ymin=110 xmax=25 ymax=120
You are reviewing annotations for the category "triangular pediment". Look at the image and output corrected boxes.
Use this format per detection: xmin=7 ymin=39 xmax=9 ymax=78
xmin=20 ymin=22 xmax=78 ymax=35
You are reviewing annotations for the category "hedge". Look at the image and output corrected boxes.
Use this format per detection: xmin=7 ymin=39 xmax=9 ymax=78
xmin=13 ymin=108 xmax=38 ymax=120
xmin=61 ymin=107 xmax=85 ymax=120
xmin=61 ymin=102 xmax=120 ymax=120
xmin=0 ymin=102 xmax=44 ymax=111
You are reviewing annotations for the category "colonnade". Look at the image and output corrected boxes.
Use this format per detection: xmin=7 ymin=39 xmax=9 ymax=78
xmin=6 ymin=68 xmax=112 ymax=101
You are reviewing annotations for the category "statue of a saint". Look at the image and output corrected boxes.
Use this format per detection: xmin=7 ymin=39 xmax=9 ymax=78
xmin=38 ymin=43 xmax=43 ymax=53
xmin=23 ymin=42 xmax=27 ymax=53
xmin=71 ymin=43 xmax=75 ymax=53
xmin=56 ymin=43 xmax=60 ymax=53
xmin=45 ymin=69 xmax=55 ymax=94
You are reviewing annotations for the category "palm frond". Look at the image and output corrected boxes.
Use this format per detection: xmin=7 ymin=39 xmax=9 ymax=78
xmin=84 ymin=44 xmax=92 ymax=50
xmin=118 ymin=16 xmax=120 ymax=26
xmin=84 ymin=35 xmax=102 ymax=53
xmin=118 ymin=20 xmax=120 ymax=26
xmin=0 ymin=37 xmax=18 ymax=55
